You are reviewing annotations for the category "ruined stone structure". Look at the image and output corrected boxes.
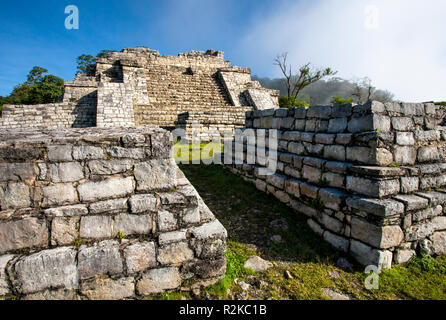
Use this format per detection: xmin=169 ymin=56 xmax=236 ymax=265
xmin=0 ymin=127 xmax=227 ymax=300
xmin=225 ymin=101 xmax=446 ymax=269
xmin=0 ymin=47 xmax=279 ymax=140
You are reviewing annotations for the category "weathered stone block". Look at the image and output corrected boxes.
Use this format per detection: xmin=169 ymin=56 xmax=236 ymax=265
xmin=393 ymin=146 xmax=416 ymax=165
xmin=0 ymin=254 xmax=15 ymax=296
xmin=81 ymin=276 xmax=134 ymax=300
xmin=288 ymin=142 xmax=305 ymax=155
xmin=80 ymin=216 xmax=112 ymax=239
xmin=307 ymin=219 xmax=324 ymax=236
xmin=88 ymin=159 xmax=133 ymax=175
xmin=113 ymin=214 xmax=152 ymax=236
xmin=73 ymin=146 xmax=104 ymax=160
xmin=159 ymin=231 xmax=187 ymax=245
xmin=42 ymin=184 xmax=76 ymax=207
xmin=14 ymin=247 xmax=78 ymax=294
xmin=0 ymin=218 xmax=48 ymax=254
xmin=158 ymin=242 xmax=194 ymax=265
xmin=0 ymin=182 xmax=31 ymax=209
xmin=129 ymin=194 xmax=157 ymax=213
xmin=391 ymin=117 xmax=414 ymax=131
xmin=350 ymin=240 xmax=392 ymax=270
xmin=302 ymin=165 xmax=321 ymax=183
xmin=158 ymin=210 xmax=178 ymax=232
xmin=346 ymin=176 xmax=400 ymax=198
xmin=432 ymin=231 xmax=446 ymax=256
xmin=107 ymin=147 xmax=145 ymax=159
xmin=89 ymin=198 xmax=128 ymax=214
xmin=396 ymin=132 xmax=415 ymax=146
xmin=47 ymin=145 xmax=73 ymax=161
xmin=49 ymin=162 xmax=84 ymax=183
xmin=324 ymin=145 xmax=346 ymax=161
xmin=78 ymin=241 xmax=123 ymax=280
xmin=78 ymin=177 xmax=134 ymax=202
xmin=45 ymin=204 xmax=88 ymax=217
xmin=266 ymin=173 xmax=286 ymax=189
xmin=393 ymin=194 xmax=428 ymax=211
xmin=394 ymin=249 xmax=416 ymax=264
xmin=0 ymin=163 xmax=36 ymax=182
xmin=321 ymin=214 xmax=343 ymax=234
xmin=417 ymin=146 xmax=440 ymax=163
xmin=400 ymin=177 xmax=419 ymax=193
xmin=190 ymin=220 xmax=227 ymax=240
xmin=328 ymin=118 xmax=347 ymax=133
xmin=136 ymin=267 xmax=181 ymax=295
xmin=346 ymin=197 xmax=404 ymax=217
xmin=124 ymin=242 xmax=156 ymax=274
xmin=300 ymin=183 xmax=319 ymax=199
xmin=51 ymin=217 xmax=79 ymax=246
xmin=284 ymin=179 xmax=301 ymax=197
xmin=323 ymin=231 xmax=349 ymax=252
xmin=351 ymin=217 xmax=404 ymax=249
xmin=319 ymin=188 xmax=346 ymax=211
xmin=134 ymin=159 xmax=177 ymax=191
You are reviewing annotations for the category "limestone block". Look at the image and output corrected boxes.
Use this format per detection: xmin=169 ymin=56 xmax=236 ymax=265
xmin=417 ymin=146 xmax=440 ymax=163
xmin=78 ymin=241 xmax=123 ymax=280
xmin=113 ymin=214 xmax=152 ymax=236
xmin=319 ymin=188 xmax=346 ymax=211
xmin=51 ymin=217 xmax=80 ymax=246
xmin=324 ymin=145 xmax=346 ymax=161
xmin=124 ymin=242 xmax=156 ymax=274
xmin=400 ymin=177 xmax=419 ymax=193
xmin=300 ymin=183 xmax=319 ymax=199
xmin=347 ymin=115 xmax=374 ymax=133
xmin=321 ymin=214 xmax=343 ymax=234
xmin=47 ymin=145 xmax=73 ymax=161
xmin=346 ymin=147 xmax=373 ymax=164
xmin=80 ymin=216 xmax=112 ymax=239
xmin=88 ymin=159 xmax=133 ymax=175
xmin=134 ymin=159 xmax=177 ymax=191
xmin=346 ymin=197 xmax=404 ymax=217
xmin=0 ymin=218 xmax=48 ymax=254
xmin=323 ymin=231 xmax=349 ymax=252
xmin=73 ymin=146 xmax=104 ymax=160
xmin=0 ymin=182 xmax=31 ymax=209
xmin=307 ymin=106 xmax=332 ymax=119
xmin=266 ymin=173 xmax=286 ymax=189
xmin=328 ymin=118 xmax=347 ymax=133
xmin=81 ymin=276 xmax=134 ymax=300
xmin=393 ymin=146 xmax=417 ymax=165
xmin=393 ymin=194 xmax=428 ymax=211
xmin=307 ymin=219 xmax=324 ymax=236
xmin=182 ymin=206 xmax=200 ymax=225
xmin=0 ymin=254 xmax=15 ymax=296
xmin=89 ymin=198 xmax=128 ymax=214
xmin=396 ymin=132 xmax=415 ymax=146
xmin=302 ymin=165 xmax=321 ymax=183
xmin=394 ymin=249 xmax=416 ymax=264
xmin=159 ymin=231 xmax=187 ymax=245
xmin=346 ymin=176 xmax=400 ymax=198
xmin=432 ymin=231 xmax=446 ymax=256
xmin=78 ymin=177 xmax=134 ymax=202
xmin=0 ymin=163 xmax=36 ymax=182
xmin=44 ymin=204 xmax=88 ymax=217
xmin=190 ymin=220 xmax=227 ymax=240
xmin=107 ymin=147 xmax=145 ymax=159
xmin=42 ymin=184 xmax=76 ymax=207
xmin=285 ymin=179 xmax=301 ymax=197
xmin=350 ymin=240 xmax=392 ymax=270
xmin=136 ymin=267 xmax=182 ymax=295
xmin=158 ymin=210 xmax=178 ymax=232
xmin=49 ymin=162 xmax=84 ymax=183
xmin=157 ymin=242 xmax=194 ymax=265
xmin=351 ymin=217 xmax=404 ymax=249
xmin=129 ymin=194 xmax=157 ymax=213
xmin=391 ymin=117 xmax=414 ymax=131
xmin=14 ymin=247 xmax=78 ymax=294
xmin=288 ymin=142 xmax=305 ymax=155
xmin=22 ymin=289 xmax=81 ymax=300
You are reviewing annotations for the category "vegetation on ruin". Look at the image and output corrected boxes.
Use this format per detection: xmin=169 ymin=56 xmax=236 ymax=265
xmin=0 ymin=67 xmax=64 ymax=115
xmin=435 ymin=101 xmax=446 ymax=106
xmin=146 ymin=153 xmax=446 ymax=300
xmin=331 ymin=95 xmax=354 ymax=105
xmin=76 ymin=50 xmax=113 ymax=76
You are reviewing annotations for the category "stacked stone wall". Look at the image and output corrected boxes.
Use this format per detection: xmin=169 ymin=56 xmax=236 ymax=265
xmin=225 ymin=101 xmax=446 ymax=269
xmin=0 ymin=127 xmax=227 ymax=300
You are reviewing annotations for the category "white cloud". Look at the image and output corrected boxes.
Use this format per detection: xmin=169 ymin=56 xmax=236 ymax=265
xmin=237 ymin=0 xmax=446 ymax=102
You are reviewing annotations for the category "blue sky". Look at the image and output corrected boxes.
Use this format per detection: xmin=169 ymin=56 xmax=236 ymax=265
xmin=0 ymin=0 xmax=445 ymax=101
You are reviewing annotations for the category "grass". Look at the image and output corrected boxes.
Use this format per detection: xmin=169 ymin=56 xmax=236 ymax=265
xmin=170 ymin=162 xmax=446 ymax=300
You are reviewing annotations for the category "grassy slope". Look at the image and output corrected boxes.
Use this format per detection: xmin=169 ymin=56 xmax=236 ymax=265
xmin=158 ymin=163 xmax=446 ymax=300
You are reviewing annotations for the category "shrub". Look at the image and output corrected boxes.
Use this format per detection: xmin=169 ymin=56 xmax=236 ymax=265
xmin=331 ymin=95 xmax=353 ymax=105
xmin=279 ymin=96 xmax=309 ymax=108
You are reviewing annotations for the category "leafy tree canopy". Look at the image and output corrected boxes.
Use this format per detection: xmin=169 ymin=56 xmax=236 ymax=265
xmin=76 ymin=50 xmax=114 ymax=76
xmin=0 ymin=66 xmax=64 ymax=114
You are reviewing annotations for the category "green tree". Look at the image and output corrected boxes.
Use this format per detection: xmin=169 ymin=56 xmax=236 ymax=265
xmin=279 ymin=96 xmax=309 ymax=108
xmin=76 ymin=54 xmax=96 ymax=76
xmin=0 ymin=67 xmax=64 ymax=115
xmin=331 ymin=95 xmax=353 ymax=105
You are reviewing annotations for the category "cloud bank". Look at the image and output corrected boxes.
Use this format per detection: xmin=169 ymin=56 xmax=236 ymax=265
xmin=237 ymin=0 xmax=446 ymax=102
